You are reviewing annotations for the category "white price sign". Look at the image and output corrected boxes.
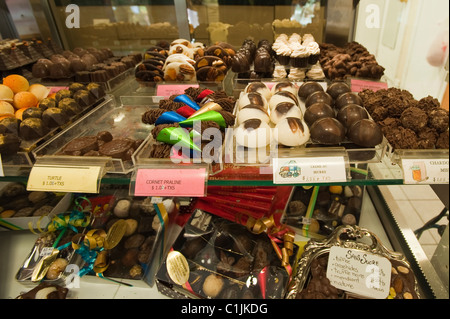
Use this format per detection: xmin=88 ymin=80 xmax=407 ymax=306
xmin=401 ymin=159 xmax=449 ymax=184
xmin=273 ymin=157 xmax=347 ymax=184
xmin=27 ymin=165 xmax=102 ymax=193
xmin=327 ymin=246 xmax=392 ymax=299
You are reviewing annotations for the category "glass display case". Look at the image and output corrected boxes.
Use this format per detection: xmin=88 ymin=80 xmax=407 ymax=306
xmin=0 ymin=0 xmax=448 ymax=300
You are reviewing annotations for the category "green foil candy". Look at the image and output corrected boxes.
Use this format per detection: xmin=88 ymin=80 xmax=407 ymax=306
xmin=156 ymin=126 xmax=201 ymax=152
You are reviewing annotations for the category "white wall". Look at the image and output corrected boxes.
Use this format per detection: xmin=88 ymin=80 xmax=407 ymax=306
xmin=355 ymin=0 xmax=449 ymax=101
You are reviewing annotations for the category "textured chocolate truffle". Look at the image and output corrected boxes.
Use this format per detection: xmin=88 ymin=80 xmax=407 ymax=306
xmin=400 ymin=107 xmax=428 ymax=132
xmin=428 ymin=108 xmax=449 ymax=133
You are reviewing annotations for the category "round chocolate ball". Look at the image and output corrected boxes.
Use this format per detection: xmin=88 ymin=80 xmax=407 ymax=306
xmin=337 ymin=104 xmax=369 ymax=128
xmin=310 ymin=117 xmax=346 ymax=145
xmin=305 ymin=91 xmax=333 ymax=108
xmin=304 ymin=102 xmax=335 ymax=126
xmin=347 ymin=119 xmax=383 ymax=147
xmin=298 ymin=81 xmax=324 ymax=100
xmin=335 ymin=92 xmax=363 ymax=110
xmin=326 ymin=81 xmax=351 ymax=100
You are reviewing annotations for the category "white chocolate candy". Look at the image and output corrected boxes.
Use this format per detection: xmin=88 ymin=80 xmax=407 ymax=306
xmin=244 ymin=82 xmax=272 ymax=101
xmin=270 ymin=81 xmax=298 ymax=97
xmin=269 ymin=91 xmax=299 ymax=111
xmin=168 ymin=44 xmax=194 ymax=59
xmin=170 ymin=39 xmax=192 ymax=48
xmin=274 ymin=117 xmax=310 ymax=147
xmin=237 ymin=104 xmax=270 ymax=125
xmin=163 ymin=62 xmax=196 ymax=82
xmin=235 ymin=119 xmax=272 ymax=148
xmin=270 ymin=102 xmax=303 ymax=124
xmin=238 ymin=92 xmax=269 ymax=111
xmin=163 ymin=54 xmax=195 ymax=68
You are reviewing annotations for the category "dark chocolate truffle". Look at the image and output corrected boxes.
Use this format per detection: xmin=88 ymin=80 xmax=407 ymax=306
xmin=22 ymin=107 xmax=43 ymax=120
xmin=304 ymin=102 xmax=335 ymax=126
xmin=337 ymin=104 xmax=369 ymax=128
xmin=400 ymin=107 xmax=428 ymax=132
xmin=298 ymin=81 xmax=324 ymax=100
xmin=335 ymin=92 xmax=363 ymax=110
xmin=0 ymin=133 xmax=21 ymax=156
xmin=428 ymin=108 xmax=449 ymax=133
xmin=310 ymin=117 xmax=346 ymax=145
xmin=19 ymin=118 xmax=48 ymax=140
xmin=305 ymin=91 xmax=333 ymax=108
xmin=42 ymin=107 xmax=68 ymax=128
xmin=327 ymin=81 xmax=351 ymax=100
xmin=347 ymin=119 xmax=383 ymax=147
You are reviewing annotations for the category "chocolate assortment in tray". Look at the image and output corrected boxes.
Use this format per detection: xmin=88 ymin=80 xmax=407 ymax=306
xmin=232 ymin=79 xmax=385 ymax=164
xmin=358 ymin=88 xmax=449 ymax=151
xmin=283 ymin=185 xmax=364 ymax=238
xmin=156 ymin=209 xmax=297 ymax=299
xmin=90 ymin=193 xmax=179 ymax=284
xmin=286 ymin=225 xmax=420 ymax=299
xmin=31 ymin=45 xmax=141 ymax=83
xmin=135 ymin=38 xmax=235 ymax=84
xmin=140 ymin=87 xmax=236 ymax=162
xmin=0 ymin=76 xmax=106 ymax=159
xmin=319 ymin=41 xmax=385 ymax=81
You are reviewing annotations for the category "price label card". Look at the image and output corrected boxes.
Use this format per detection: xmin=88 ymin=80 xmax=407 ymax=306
xmin=327 ymin=246 xmax=392 ymax=299
xmin=156 ymin=84 xmax=199 ymax=98
xmin=27 ymin=165 xmax=102 ymax=193
xmin=351 ymin=79 xmax=388 ymax=92
xmin=401 ymin=158 xmax=449 ymax=184
xmin=273 ymin=157 xmax=347 ymax=184
xmin=134 ymin=168 xmax=207 ymax=197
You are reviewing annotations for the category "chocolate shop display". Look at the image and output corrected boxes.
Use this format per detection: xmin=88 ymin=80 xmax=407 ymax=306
xmin=286 ymin=225 xmax=420 ymax=299
xmin=138 ymin=87 xmax=235 ymax=163
xmin=156 ymin=209 xmax=297 ymax=299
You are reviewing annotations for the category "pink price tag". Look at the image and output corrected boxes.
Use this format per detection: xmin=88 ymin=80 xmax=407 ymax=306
xmin=48 ymin=86 xmax=69 ymax=95
xmin=134 ymin=168 xmax=207 ymax=197
xmin=156 ymin=84 xmax=200 ymax=98
xmin=351 ymin=79 xmax=388 ymax=92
